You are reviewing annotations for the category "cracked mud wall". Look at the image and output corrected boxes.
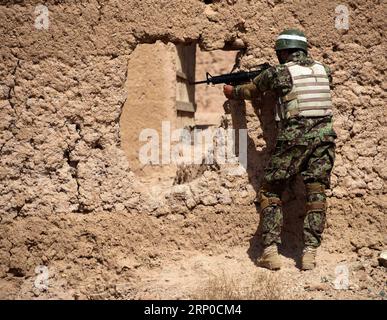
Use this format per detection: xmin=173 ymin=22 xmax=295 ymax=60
xmin=0 ymin=0 xmax=386 ymax=289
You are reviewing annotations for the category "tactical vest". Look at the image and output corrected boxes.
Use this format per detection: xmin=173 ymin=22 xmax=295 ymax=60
xmin=279 ymin=61 xmax=332 ymax=119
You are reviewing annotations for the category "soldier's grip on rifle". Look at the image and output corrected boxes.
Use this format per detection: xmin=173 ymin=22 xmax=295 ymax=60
xmin=223 ymin=68 xmax=273 ymax=100
xmin=223 ymin=82 xmax=260 ymax=100
xmin=223 ymin=85 xmax=234 ymax=99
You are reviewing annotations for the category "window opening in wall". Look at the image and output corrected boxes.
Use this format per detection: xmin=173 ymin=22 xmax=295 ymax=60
xmin=119 ymin=41 xmax=238 ymax=182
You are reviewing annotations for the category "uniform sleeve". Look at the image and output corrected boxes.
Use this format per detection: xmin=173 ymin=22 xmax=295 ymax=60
xmin=232 ymin=65 xmax=292 ymax=100
xmin=232 ymin=82 xmax=260 ymax=100
xmin=323 ymin=64 xmax=333 ymax=88
xmin=252 ymin=67 xmax=277 ymax=92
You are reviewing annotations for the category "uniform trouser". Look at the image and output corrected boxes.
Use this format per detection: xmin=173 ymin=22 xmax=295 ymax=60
xmin=259 ymin=134 xmax=336 ymax=248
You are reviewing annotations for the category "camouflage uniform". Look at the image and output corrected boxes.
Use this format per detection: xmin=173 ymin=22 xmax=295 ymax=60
xmin=233 ymin=51 xmax=336 ymax=248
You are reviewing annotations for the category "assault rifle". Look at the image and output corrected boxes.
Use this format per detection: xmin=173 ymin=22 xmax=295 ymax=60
xmin=191 ymin=62 xmax=271 ymax=86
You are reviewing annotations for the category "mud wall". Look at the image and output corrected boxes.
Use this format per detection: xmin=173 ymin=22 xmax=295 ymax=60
xmin=0 ymin=0 xmax=385 ymax=281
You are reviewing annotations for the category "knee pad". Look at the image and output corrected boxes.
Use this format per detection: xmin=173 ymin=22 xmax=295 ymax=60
xmin=258 ymin=184 xmax=282 ymax=212
xmin=305 ymin=182 xmax=326 ymax=212
xmin=305 ymin=201 xmax=326 ymax=212
xmin=305 ymin=182 xmax=325 ymax=195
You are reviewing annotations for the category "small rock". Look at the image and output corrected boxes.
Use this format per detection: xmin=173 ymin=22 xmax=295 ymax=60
xmin=217 ymin=188 xmax=232 ymax=205
xmin=357 ymin=270 xmax=368 ymax=283
xmin=202 ymin=195 xmax=217 ymax=206
xmin=305 ymin=283 xmax=330 ymax=291
xmin=378 ymin=251 xmax=387 ymax=267
xmin=138 ymin=293 xmax=160 ymax=300
xmin=186 ymin=198 xmax=196 ymax=209
xmin=349 ymin=284 xmax=360 ymax=291
xmin=370 ymin=260 xmax=379 ymax=268
xmin=360 ymin=284 xmax=368 ymax=290
xmin=114 ymin=203 xmax=125 ymax=211
xmin=351 ymin=261 xmax=366 ymax=272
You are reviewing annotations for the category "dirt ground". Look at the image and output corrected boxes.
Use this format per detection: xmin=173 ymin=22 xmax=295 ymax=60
xmin=0 ymin=209 xmax=385 ymax=300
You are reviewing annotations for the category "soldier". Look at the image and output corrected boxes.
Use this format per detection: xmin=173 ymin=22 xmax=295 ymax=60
xmin=223 ymin=29 xmax=336 ymax=270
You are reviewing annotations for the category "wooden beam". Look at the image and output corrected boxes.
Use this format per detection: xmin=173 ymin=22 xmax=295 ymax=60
xmin=176 ymin=70 xmax=188 ymax=81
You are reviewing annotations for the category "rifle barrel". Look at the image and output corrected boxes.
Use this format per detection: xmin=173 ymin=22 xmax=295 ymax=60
xmin=190 ymin=63 xmax=271 ymax=86
xmin=190 ymin=80 xmax=208 ymax=85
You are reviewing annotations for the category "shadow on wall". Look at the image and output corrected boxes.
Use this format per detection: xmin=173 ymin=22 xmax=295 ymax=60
xmin=229 ymin=93 xmax=306 ymax=266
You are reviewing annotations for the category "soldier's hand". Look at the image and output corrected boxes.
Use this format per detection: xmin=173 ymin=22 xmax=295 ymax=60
xmin=223 ymin=85 xmax=234 ymax=100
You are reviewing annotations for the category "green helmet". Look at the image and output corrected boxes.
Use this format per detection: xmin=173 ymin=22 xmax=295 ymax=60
xmin=275 ymin=29 xmax=308 ymax=53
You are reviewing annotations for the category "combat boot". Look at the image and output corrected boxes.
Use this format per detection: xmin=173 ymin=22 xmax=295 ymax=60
xmin=258 ymin=244 xmax=281 ymax=270
xmin=301 ymin=246 xmax=317 ymax=270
